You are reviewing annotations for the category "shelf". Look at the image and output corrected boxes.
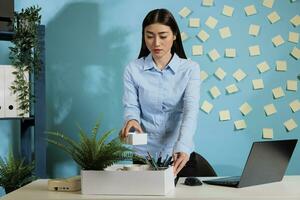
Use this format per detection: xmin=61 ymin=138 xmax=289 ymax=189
xmin=0 ymin=31 xmax=14 ymax=41
xmin=0 ymin=25 xmax=46 ymax=178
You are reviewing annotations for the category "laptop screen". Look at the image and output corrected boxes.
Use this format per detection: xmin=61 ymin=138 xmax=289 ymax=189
xmin=238 ymin=139 xmax=297 ymax=188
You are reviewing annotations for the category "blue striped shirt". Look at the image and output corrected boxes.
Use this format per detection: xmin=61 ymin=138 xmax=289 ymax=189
xmin=123 ymin=53 xmax=201 ymax=157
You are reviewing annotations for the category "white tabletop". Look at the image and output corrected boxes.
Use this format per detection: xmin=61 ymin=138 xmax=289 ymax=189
xmin=2 ymin=176 xmax=300 ymax=200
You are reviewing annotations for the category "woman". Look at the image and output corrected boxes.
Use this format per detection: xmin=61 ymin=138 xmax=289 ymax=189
xmin=120 ymin=8 xmax=200 ymax=175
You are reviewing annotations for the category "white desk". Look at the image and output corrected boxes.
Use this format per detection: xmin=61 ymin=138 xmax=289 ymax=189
xmin=1 ymin=176 xmax=300 ymax=200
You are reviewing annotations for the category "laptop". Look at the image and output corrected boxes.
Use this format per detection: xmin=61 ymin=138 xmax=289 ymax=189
xmin=203 ymin=139 xmax=297 ymax=188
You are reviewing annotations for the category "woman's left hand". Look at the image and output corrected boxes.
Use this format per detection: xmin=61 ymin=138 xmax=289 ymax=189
xmin=172 ymin=152 xmax=189 ymax=175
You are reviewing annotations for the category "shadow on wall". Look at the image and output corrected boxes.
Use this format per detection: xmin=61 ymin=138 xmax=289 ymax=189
xmin=46 ymin=1 xmax=129 ymax=178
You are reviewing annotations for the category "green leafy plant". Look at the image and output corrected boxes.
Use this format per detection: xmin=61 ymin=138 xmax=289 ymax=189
xmin=47 ymin=121 xmax=132 ymax=170
xmin=8 ymin=6 xmax=42 ymax=116
xmin=0 ymin=151 xmax=36 ymax=194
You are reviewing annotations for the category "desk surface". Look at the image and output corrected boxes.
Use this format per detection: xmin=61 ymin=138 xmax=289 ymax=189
xmin=1 ymin=176 xmax=300 ymax=200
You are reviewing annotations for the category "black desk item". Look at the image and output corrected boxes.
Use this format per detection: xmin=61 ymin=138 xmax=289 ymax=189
xmin=184 ymin=177 xmax=202 ymax=186
xmin=203 ymin=139 xmax=297 ymax=188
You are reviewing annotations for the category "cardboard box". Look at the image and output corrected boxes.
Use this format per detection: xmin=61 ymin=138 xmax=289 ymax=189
xmin=81 ymin=164 xmax=175 ymax=195
xmin=124 ymin=132 xmax=147 ymax=145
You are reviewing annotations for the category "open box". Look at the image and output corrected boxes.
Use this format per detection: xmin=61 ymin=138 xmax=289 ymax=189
xmin=81 ymin=164 xmax=175 ymax=195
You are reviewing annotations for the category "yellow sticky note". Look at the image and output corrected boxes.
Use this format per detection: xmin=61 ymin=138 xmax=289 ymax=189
xmin=219 ymin=110 xmax=231 ymax=121
xmin=272 ymin=35 xmax=285 ymax=47
xmin=225 ymin=48 xmax=236 ymax=58
xmin=222 ymin=5 xmax=234 ymax=17
xmin=226 ymin=84 xmax=239 ymax=94
xmin=233 ymin=69 xmax=247 ymax=82
xmin=244 ymin=5 xmax=257 ymax=16
xmin=263 ymin=128 xmax=273 ymax=139
xmin=202 ymin=0 xmax=214 ymax=7
xmin=189 ymin=18 xmax=200 ymax=28
xmin=263 ymin=0 xmax=275 ymax=8
xmin=249 ymin=24 xmax=260 ymax=37
xmin=289 ymin=100 xmax=300 ymax=113
xmin=219 ymin=26 xmax=231 ymax=39
xmin=210 ymin=86 xmax=221 ymax=99
xmin=290 ymin=47 xmax=300 ymax=60
xmin=200 ymin=100 xmax=213 ymax=114
xmin=208 ymin=49 xmax=220 ymax=62
xmin=249 ymin=45 xmax=260 ymax=56
xmin=287 ymin=80 xmax=297 ymax=91
xmin=200 ymin=70 xmax=208 ymax=81
xmin=252 ymin=79 xmax=264 ymax=90
xmin=179 ymin=7 xmax=192 ymax=18
xmin=205 ymin=16 xmax=218 ymax=29
xmin=257 ymin=61 xmax=270 ymax=73
xmin=290 ymin=15 xmax=300 ymax=27
xmin=276 ymin=60 xmax=287 ymax=71
xmin=264 ymin=103 xmax=277 ymax=116
xmin=181 ymin=32 xmax=189 ymax=41
xmin=214 ymin=67 xmax=226 ymax=80
xmin=239 ymin=102 xmax=252 ymax=116
xmin=197 ymin=30 xmax=210 ymax=42
xmin=272 ymin=87 xmax=285 ymax=99
xmin=234 ymin=120 xmax=247 ymax=130
xmin=192 ymin=45 xmax=203 ymax=56
xmin=267 ymin=11 xmax=280 ymax=24
xmin=284 ymin=118 xmax=298 ymax=132
xmin=288 ymin=32 xmax=299 ymax=43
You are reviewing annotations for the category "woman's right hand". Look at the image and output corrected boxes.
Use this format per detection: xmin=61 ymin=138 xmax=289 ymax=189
xmin=120 ymin=119 xmax=143 ymax=139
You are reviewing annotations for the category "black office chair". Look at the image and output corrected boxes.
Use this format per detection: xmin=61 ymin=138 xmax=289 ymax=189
xmin=177 ymin=152 xmax=217 ymax=177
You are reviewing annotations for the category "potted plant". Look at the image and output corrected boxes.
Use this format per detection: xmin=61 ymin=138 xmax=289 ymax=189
xmin=47 ymin=121 xmax=132 ymax=170
xmin=0 ymin=150 xmax=36 ymax=194
xmin=9 ymin=6 xmax=42 ymax=116
xmin=47 ymin=121 xmax=134 ymax=192
xmin=47 ymin=120 xmax=175 ymax=195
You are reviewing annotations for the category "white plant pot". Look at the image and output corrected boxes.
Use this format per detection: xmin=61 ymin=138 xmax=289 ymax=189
xmin=81 ymin=164 xmax=175 ymax=195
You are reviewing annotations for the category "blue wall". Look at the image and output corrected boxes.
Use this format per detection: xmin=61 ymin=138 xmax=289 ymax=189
xmin=0 ymin=1 xmax=299 ymax=193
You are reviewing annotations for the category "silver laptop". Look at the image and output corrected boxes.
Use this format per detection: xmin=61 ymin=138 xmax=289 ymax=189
xmin=203 ymin=139 xmax=297 ymax=188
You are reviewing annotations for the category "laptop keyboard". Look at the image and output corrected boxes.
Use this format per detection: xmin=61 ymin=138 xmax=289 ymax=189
xmin=204 ymin=176 xmax=241 ymax=186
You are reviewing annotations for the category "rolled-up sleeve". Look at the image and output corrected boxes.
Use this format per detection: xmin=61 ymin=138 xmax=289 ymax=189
xmin=123 ymin=64 xmax=141 ymax=123
xmin=173 ymin=63 xmax=201 ymax=155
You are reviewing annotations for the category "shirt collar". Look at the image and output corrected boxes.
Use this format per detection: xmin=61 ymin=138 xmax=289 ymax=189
xmin=143 ymin=53 xmax=180 ymax=74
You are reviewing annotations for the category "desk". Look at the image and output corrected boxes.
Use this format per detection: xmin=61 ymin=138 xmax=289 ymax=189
xmin=1 ymin=176 xmax=300 ymax=200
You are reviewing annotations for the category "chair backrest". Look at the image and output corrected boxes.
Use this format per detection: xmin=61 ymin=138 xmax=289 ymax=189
xmin=177 ymin=152 xmax=217 ymax=177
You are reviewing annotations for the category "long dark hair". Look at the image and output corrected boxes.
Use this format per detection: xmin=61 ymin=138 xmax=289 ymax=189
xmin=138 ymin=8 xmax=187 ymax=59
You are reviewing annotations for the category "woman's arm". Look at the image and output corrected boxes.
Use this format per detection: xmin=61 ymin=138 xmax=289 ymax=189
xmin=123 ymin=64 xmax=141 ymax=124
xmin=173 ymin=62 xmax=201 ymax=155
xmin=172 ymin=62 xmax=201 ymax=175
xmin=121 ymin=64 xmax=143 ymax=138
